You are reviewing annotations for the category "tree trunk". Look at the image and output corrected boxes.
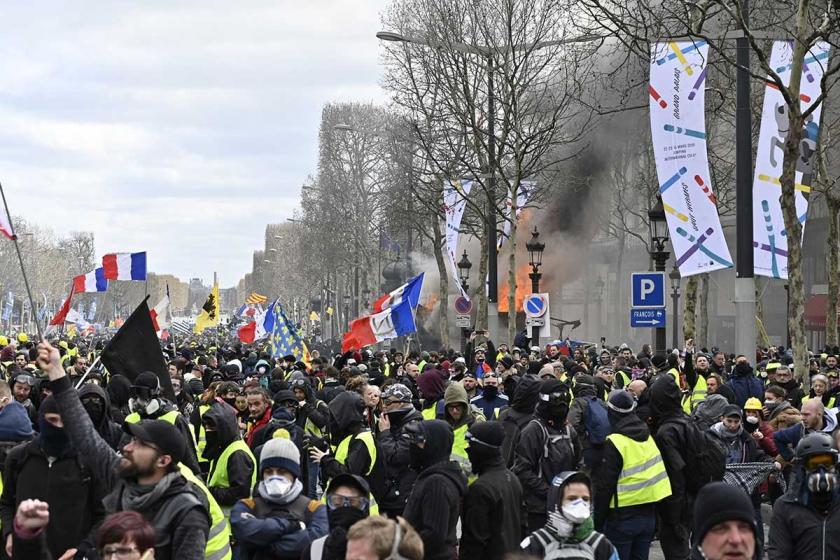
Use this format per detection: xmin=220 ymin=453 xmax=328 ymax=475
xmin=432 ymin=214 xmax=450 ymax=350
xmin=612 ymin=237 xmax=626 ymax=343
xmin=755 ymin=277 xmax=767 ymax=347
xmin=698 ymin=273 xmax=709 ymax=349
xmin=827 ymin=196 xmax=840 ymax=347
xmin=683 ymin=276 xmax=698 ymax=341
xmin=476 ymin=225 xmax=489 ymax=332
xmin=507 ymin=185 xmax=519 ymax=346
xmin=779 ymin=2 xmax=810 ymax=389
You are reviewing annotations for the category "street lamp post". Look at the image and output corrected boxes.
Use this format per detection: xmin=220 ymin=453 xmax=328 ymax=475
xmin=669 ymin=264 xmax=681 ymax=350
xmin=343 ymin=293 xmax=351 ymax=331
xmin=457 ymin=250 xmax=472 ymax=352
xmin=526 ymin=226 xmax=545 ymax=347
xmin=594 ymin=277 xmax=605 ymax=341
xmin=648 ymin=196 xmax=670 ymax=356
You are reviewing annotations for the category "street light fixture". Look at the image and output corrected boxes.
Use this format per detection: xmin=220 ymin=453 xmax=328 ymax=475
xmin=343 ymin=293 xmax=352 ymax=329
xmin=648 ymin=195 xmax=670 ymax=354
xmin=457 ymin=250 xmax=472 ymax=350
xmin=669 ymin=264 xmax=681 ymax=350
xmin=525 ymin=226 xmax=546 ymax=346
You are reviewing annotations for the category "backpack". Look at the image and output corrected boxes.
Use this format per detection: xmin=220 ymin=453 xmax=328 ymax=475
xmin=583 ymin=397 xmax=610 ymax=445
xmin=681 ymin=419 xmax=727 ymax=492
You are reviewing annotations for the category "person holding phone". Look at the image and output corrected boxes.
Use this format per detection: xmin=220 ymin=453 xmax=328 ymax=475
xmin=376 ymin=384 xmax=422 ymax=519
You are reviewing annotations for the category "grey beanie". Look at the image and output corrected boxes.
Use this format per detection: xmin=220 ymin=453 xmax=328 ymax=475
xmin=260 ymin=437 xmax=300 ymax=479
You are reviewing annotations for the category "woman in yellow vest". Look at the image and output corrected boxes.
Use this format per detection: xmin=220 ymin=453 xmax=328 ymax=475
xmin=594 ymin=390 xmax=671 ymax=557
xmin=202 ymin=402 xmax=257 ymax=518
xmin=803 ymin=374 xmax=836 ymax=409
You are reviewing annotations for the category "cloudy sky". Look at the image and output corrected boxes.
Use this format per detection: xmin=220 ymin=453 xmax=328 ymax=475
xmin=0 ymin=1 xmax=388 ymax=288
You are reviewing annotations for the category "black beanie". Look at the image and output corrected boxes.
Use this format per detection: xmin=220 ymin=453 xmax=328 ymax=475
xmin=692 ymin=482 xmax=756 ymax=548
xmin=468 ymin=421 xmax=505 ymax=448
xmin=540 ymin=378 xmax=565 ymax=396
xmin=39 ymin=395 xmax=59 ymax=417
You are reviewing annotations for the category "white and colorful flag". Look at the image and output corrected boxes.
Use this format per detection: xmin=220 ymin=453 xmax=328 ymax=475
xmin=150 ymin=294 xmax=171 ymax=334
xmin=342 ymin=299 xmax=417 ymax=352
xmin=102 ymin=252 xmax=147 ymax=281
xmin=650 ymin=41 xmax=733 ymax=276
xmin=372 ymin=273 xmax=425 ymax=313
xmin=444 ymin=179 xmax=472 ymax=299
xmin=752 ymin=41 xmax=830 ymax=279
xmin=73 ymin=268 xmax=108 ymax=293
xmin=65 ymin=308 xmax=90 ymax=329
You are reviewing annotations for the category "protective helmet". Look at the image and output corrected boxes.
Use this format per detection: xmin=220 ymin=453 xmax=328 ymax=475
xmin=744 ymin=398 xmax=763 ymax=411
xmin=16 ymin=333 xmax=28 ymax=344
xmin=795 ymin=433 xmax=838 ymax=464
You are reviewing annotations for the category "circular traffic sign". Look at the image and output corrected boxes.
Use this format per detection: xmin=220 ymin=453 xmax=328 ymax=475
xmin=523 ymin=294 xmax=547 ymax=317
xmin=454 ymin=296 xmax=473 ymax=314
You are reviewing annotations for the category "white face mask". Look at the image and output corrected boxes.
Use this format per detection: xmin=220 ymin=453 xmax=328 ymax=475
xmin=561 ymin=498 xmax=590 ymax=524
xmin=746 ymin=416 xmax=760 ymax=424
xmin=764 ymin=399 xmax=777 ymax=405
xmin=264 ymin=475 xmax=292 ymax=497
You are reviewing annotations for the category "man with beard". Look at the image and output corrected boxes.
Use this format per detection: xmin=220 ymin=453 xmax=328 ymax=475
xmin=770 ymin=365 xmax=805 ymax=410
xmin=403 ymin=420 xmax=467 ymax=560
xmin=460 ymin=421 xmax=522 ymax=560
xmin=203 ymin=401 xmax=257 ymax=518
xmin=9 ymin=372 xmax=36 ymax=427
xmin=513 ymin=378 xmax=581 ymax=532
xmin=305 ymin=474 xmax=370 ymax=560
xmin=0 ymin=395 xmax=106 ymax=560
xmin=377 ymin=383 xmax=421 ymax=518
xmin=36 ymin=340 xmax=213 ymax=560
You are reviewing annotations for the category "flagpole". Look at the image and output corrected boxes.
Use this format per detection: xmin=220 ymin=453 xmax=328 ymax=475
xmin=0 ymin=181 xmax=43 ymax=340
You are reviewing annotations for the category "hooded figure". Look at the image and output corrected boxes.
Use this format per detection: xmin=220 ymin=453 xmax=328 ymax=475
xmin=498 ymin=374 xmax=542 ymax=467
xmin=305 ymin=474 xmax=371 ymax=560
xmin=319 ymin=392 xmax=381 ymax=496
xmin=443 ymin=382 xmax=484 ymax=429
xmin=417 ymin=369 xmax=446 ymax=418
xmin=461 ymin=421 xmax=523 ymax=560
xmin=512 ymin=379 xmax=581 ymax=532
xmin=567 ymin=373 xmax=604 ymax=469
xmin=203 ymin=402 xmax=257 ymax=510
xmin=520 ymin=471 xmax=618 ymax=560
xmin=402 ymin=420 xmax=467 ymax=560
xmin=106 ymin=374 xmax=132 ymax=424
xmin=79 ymin=383 xmax=122 ymax=451
xmin=691 ymin=393 xmax=731 ymax=431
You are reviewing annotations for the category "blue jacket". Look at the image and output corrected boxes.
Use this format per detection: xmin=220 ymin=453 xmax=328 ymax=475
xmin=728 ymin=367 xmax=764 ymax=407
xmin=774 ymin=409 xmax=838 ymax=461
xmin=471 ymin=393 xmax=509 ymax=420
xmin=230 ymin=493 xmax=328 ymax=559
xmin=0 ymin=401 xmax=33 ymax=441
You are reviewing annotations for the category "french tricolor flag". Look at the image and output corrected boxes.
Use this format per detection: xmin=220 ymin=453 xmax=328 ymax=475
xmin=73 ymin=268 xmax=108 ymax=293
xmin=342 ymin=299 xmax=417 ymax=352
xmin=372 ymin=273 xmax=425 ymax=313
xmin=102 ymin=252 xmax=147 ymax=281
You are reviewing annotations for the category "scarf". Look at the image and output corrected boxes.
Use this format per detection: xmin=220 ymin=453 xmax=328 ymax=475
xmin=120 ymin=472 xmax=180 ymax=512
xmin=257 ymin=478 xmax=303 ymax=505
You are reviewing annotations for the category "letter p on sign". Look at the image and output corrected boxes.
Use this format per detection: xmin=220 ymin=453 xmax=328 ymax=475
xmin=631 ymin=273 xmax=665 ymax=308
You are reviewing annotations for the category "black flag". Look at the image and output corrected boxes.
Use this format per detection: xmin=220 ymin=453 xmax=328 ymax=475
xmin=101 ymin=296 xmax=175 ymax=402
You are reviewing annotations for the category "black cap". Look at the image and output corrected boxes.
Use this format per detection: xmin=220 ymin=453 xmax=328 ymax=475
xmin=722 ymin=404 xmax=743 ymax=418
xmin=327 ymin=473 xmax=370 ymax=497
xmin=124 ymin=419 xmax=186 ymax=465
xmin=467 ymin=421 xmax=505 ymax=448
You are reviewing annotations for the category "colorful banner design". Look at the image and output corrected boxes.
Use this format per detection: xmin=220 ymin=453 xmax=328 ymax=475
xmin=443 ymin=179 xmax=472 ymax=300
xmin=650 ymin=41 xmax=733 ymax=277
xmin=752 ymin=41 xmax=830 ymax=279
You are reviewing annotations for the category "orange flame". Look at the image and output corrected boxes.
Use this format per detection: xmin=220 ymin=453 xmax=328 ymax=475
xmin=498 ymin=264 xmax=531 ymax=313
xmin=422 ymin=292 xmax=440 ymax=310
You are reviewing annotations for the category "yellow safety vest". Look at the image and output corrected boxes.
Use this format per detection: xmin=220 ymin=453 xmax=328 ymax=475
xmin=197 ymin=404 xmax=211 ymax=464
xmin=178 ymin=463 xmax=232 ymax=560
xmin=618 ymin=370 xmax=631 ymax=388
xmin=684 ymin=374 xmax=708 ymax=414
xmin=451 ymin=424 xmax=476 ymax=484
xmin=304 ymin=401 xmax=326 ymax=438
xmin=333 ymin=432 xmax=379 ymax=515
xmin=417 ymin=360 xmax=426 ymax=373
xmin=125 ymin=409 xmax=181 ymax=425
xmin=803 ymin=395 xmax=837 ymax=408
xmin=383 ymin=363 xmax=391 ymax=377
xmin=207 ymin=440 xmax=257 ymax=517
xmin=422 ymin=404 xmax=437 ymax=420
xmin=606 ymin=433 xmax=672 ymax=508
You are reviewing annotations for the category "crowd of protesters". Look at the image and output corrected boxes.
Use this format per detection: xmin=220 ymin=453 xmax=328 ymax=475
xmin=0 ymin=328 xmax=837 ymax=559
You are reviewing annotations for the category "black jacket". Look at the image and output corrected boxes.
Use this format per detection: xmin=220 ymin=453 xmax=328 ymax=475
xmin=403 ymin=421 xmax=467 ymax=560
xmin=513 ymin=418 xmax=581 ymax=514
xmin=204 ymin=402 xmax=255 ymax=508
xmin=594 ymin=411 xmax=657 ymax=529
xmin=767 ymin=466 xmax=840 ymax=559
xmin=499 ymin=374 xmax=541 ymax=467
xmin=648 ymin=376 xmax=691 ymax=517
xmin=79 ymin=383 xmax=123 ymax=451
xmin=295 ymin=382 xmax=329 ymax=434
xmin=460 ymin=456 xmax=522 ymax=560
xmin=0 ymin=438 xmax=106 ymax=558
xmin=376 ymin=406 xmax=422 ymax=513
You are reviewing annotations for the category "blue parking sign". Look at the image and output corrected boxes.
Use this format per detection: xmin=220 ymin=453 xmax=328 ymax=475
xmin=631 ymin=273 xmax=665 ymax=308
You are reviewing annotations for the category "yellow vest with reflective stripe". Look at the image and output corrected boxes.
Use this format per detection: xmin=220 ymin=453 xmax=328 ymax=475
xmin=178 ymin=463 xmax=232 ymax=560
xmin=618 ymin=370 xmax=631 ymax=388
xmin=207 ymin=439 xmax=257 ymax=517
xmin=451 ymin=424 xmax=476 ymax=484
xmin=606 ymin=433 xmax=672 ymax=507
xmin=126 ymin=409 xmax=181 ymax=425
xmin=304 ymin=401 xmax=326 ymax=438
xmin=197 ymin=404 xmax=211 ymax=463
xmin=333 ymin=432 xmax=379 ymax=515
xmin=803 ymin=395 xmax=837 ymax=408
xmin=684 ymin=374 xmax=708 ymax=414
xmin=422 ymin=404 xmax=437 ymax=420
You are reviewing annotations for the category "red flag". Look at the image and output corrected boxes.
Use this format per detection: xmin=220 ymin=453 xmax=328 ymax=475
xmin=49 ymin=289 xmax=75 ymax=327
xmin=238 ymin=321 xmax=256 ymax=344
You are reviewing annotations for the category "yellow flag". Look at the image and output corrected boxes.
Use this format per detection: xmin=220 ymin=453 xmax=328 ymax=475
xmin=194 ymin=283 xmax=220 ymax=333
xmin=326 ymin=306 xmax=334 ymax=316
xmin=309 ymin=310 xmax=320 ymax=322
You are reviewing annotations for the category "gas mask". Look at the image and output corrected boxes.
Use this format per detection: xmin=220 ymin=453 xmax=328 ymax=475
xmin=129 ymin=397 xmax=161 ymax=416
xmin=808 ymin=466 xmax=837 ymax=495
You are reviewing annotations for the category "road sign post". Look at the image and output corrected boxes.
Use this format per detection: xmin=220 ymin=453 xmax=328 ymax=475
xmin=523 ymin=293 xmax=549 ymax=347
xmin=630 ymin=273 xmax=668 ymax=343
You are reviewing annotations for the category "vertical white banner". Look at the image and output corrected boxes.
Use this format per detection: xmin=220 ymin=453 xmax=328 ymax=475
xmin=650 ymin=41 xmax=733 ymax=277
xmin=753 ymin=41 xmax=829 ymax=279
xmin=443 ymin=179 xmax=472 ymax=300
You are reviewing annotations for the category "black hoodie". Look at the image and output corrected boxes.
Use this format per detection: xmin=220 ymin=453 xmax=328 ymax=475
xmin=648 ymin=376 xmax=691 ymax=512
xmin=499 ymin=374 xmax=541 ymax=467
xmin=321 ymin=392 xmax=382 ymax=496
xmin=203 ymin=402 xmax=255 ymax=507
xmin=403 ymin=420 xmax=467 ymax=560
xmin=79 ymin=383 xmax=122 ymax=451
xmin=106 ymin=374 xmax=132 ymax=424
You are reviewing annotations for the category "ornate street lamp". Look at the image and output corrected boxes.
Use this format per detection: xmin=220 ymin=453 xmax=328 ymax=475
xmin=525 ymin=226 xmax=546 ymax=345
xmin=669 ymin=264 xmax=681 ymax=350
xmin=648 ymin=195 xmax=670 ymax=355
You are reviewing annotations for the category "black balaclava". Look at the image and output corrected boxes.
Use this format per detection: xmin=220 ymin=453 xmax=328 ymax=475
xmin=466 ymin=421 xmax=505 ymax=475
xmin=38 ymin=396 xmax=71 ymax=457
xmin=482 ymin=384 xmax=499 ymax=401
xmin=536 ymin=379 xmax=570 ymax=428
xmin=409 ymin=420 xmax=454 ymax=471
xmin=82 ymin=394 xmax=106 ymax=426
